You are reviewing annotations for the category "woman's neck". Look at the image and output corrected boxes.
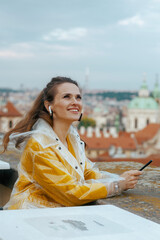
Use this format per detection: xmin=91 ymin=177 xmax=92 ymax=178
xmin=53 ymin=120 xmax=71 ymax=148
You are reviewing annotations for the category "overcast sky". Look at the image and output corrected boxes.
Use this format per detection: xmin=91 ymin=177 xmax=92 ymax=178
xmin=1 ymin=0 xmax=160 ymax=91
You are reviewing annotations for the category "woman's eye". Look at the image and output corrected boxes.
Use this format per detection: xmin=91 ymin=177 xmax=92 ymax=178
xmin=64 ymin=95 xmax=70 ymax=98
xmin=77 ymin=95 xmax=82 ymax=100
xmin=63 ymin=94 xmax=82 ymax=100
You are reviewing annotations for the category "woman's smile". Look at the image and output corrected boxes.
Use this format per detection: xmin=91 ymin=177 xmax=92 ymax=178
xmin=67 ymin=107 xmax=79 ymax=113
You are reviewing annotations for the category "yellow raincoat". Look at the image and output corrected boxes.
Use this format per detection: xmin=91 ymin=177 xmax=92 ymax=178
xmin=5 ymin=119 xmax=122 ymax=209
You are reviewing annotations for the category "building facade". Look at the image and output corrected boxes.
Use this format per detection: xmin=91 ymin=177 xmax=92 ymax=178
xmin=0 ymin=101 xmax=22 ymax=133
xmin=126 ymin=80 xmax=160 ymax=132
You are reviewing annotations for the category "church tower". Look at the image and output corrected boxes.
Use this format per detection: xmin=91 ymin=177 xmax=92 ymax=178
xmin=152 ymin=75 xmax=160 ymax=104
xmin=126 ymin=76 xmax=159 ymax=132
xmin=138 ymin=77 xmax=149 ymax=98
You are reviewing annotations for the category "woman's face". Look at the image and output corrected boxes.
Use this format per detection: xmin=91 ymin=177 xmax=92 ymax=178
xmin=51 ymin=82 xmax=82 ymax=123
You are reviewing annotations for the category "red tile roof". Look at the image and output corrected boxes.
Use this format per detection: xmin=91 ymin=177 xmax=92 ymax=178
xmin=80 ymin=131 xmax=136 ymax=150
xmin=0 ymin=101 xmax=22 ymax=117
xmin=135 ymin=124 xmax=160 ymax=144
xmin=79 ymin=124 xmax=160 ymax=150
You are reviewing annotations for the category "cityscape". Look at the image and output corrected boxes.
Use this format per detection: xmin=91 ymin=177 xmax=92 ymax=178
xmin=0 ymin=77 xmax=160 ymax=164
xmin=0 ymin=0 xmax=160 ymax=229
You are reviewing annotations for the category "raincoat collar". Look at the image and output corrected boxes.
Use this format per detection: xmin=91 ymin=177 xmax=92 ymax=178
xmin=32 ymin=118 xmax=79 ymax=147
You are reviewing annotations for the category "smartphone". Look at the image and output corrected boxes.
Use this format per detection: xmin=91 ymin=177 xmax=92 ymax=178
xmin=139 ymin=160 xmax=153 ymax=171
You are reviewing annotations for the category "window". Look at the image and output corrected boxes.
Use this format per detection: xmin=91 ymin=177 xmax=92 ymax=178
xmin=9 ymin=120 xmax=13 ymax=128
xmin=106 ymin=119 xmax=111 ymax=127
xmin=146 ymin=119 xmax=149 ymax=125
xmin=135 ymin=118 xmax=138 ymax=129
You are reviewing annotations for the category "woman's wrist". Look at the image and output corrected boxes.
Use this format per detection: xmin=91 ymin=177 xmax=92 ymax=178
xmin=114 ymin=181 xmax=121 ymax=195
xmin=106 ymin=181 xmax=123 ymax=197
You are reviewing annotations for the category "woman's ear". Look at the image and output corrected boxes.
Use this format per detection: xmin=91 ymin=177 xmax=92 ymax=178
xmin=44 ymin=101 xmax=53 ymax=117
xmin=44 ymin=101 xmax=50 ymax=112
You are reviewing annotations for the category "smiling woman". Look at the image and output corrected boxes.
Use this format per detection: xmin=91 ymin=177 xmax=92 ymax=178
xmin=2 ymin=76 xmax=142 ymax=209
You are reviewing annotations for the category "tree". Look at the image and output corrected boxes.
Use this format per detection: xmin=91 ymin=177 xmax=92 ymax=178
xmin=78 ymin=117 xmax=96 ymax=129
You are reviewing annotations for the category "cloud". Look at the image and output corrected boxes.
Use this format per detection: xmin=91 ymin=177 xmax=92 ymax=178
xmin=0 ymin=43 xmax=34 ymax=59
xmin=43 ymin=27 xmax=88 ymax=41
xmin=0 ymin=41 xmax=87 ymax=60
xmin=0 ymin=50 xmax=34 ymax=58
xmin=0 ymin=27 xmax=108 ymax=61
xmin=118 ymin=15 xmax=145 ymax=27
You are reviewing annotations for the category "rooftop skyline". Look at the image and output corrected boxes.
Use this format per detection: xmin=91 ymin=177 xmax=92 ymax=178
xmin=1 ymin=0 xmax=160 ymax=90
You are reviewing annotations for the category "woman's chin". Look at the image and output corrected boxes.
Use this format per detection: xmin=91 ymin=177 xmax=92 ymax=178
xmin=66 ymin=117 xmax=79 ymax=123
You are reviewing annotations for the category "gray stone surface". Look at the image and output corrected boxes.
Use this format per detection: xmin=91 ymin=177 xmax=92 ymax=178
xmin=95 ymin=162 xmax=160 ymax=224
xmin=1 ymin=148 xmax=160 ymax=224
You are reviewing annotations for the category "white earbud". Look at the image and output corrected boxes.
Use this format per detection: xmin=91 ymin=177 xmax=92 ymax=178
xmin=49 ymin=106 xmax=53 ymax=116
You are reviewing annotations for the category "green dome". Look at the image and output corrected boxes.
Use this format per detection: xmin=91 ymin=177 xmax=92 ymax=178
xmin=128 ymin=97 xmax=159 ymax=110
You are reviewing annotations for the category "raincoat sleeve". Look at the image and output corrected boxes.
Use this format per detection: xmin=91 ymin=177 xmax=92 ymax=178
xmin=84 ymin=158 xmax=104 ymax=180
xmin=84 ymin=158 xmax=124 ymax=197
xmin=29 ymin=139 xmax=108 ymax=206
xmin=84 ymin=158 xmax=121 ymax=181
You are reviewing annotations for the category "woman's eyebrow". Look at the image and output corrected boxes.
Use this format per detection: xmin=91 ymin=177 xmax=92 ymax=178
xmin=61 ymin=93 xmax=71 ymax=96
xmin=62 ymin=92 xmax=81 ymax=96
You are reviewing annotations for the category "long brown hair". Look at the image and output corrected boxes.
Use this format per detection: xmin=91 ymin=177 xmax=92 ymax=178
xmin=2 ymin=76 xmax=79 ymax=152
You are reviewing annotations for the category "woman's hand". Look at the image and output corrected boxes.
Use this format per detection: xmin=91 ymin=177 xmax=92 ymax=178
xmin=120 ymin=170 xmax=142 ymax=191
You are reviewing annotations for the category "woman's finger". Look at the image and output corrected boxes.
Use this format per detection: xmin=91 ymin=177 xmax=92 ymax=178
xmin=124 ymin=179 xmax=138 ymax=190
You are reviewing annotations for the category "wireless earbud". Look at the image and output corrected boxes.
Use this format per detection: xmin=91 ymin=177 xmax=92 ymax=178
xmin=49 ymin=106 xmax=53 ymax=116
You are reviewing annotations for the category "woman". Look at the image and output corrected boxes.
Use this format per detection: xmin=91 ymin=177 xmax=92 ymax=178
xmin=3 ymin=76 xmax=142 ymax=209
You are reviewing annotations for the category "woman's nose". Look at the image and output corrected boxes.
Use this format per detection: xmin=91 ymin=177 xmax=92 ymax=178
xmin=71 ymin=97 xmax=78 ymax=104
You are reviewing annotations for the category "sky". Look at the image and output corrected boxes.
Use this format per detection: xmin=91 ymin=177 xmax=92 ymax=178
xmin=1 ymin=0 xmax=160 ymax=91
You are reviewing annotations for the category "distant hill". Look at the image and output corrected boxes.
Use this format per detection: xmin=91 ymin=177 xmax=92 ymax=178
xmin=85 ymin=91 xmax=138 ymax=101
xmin=0 ymin=88 xmax=19 ymax=93
xmin=0 ymin=88 xmax=138 ymax=101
